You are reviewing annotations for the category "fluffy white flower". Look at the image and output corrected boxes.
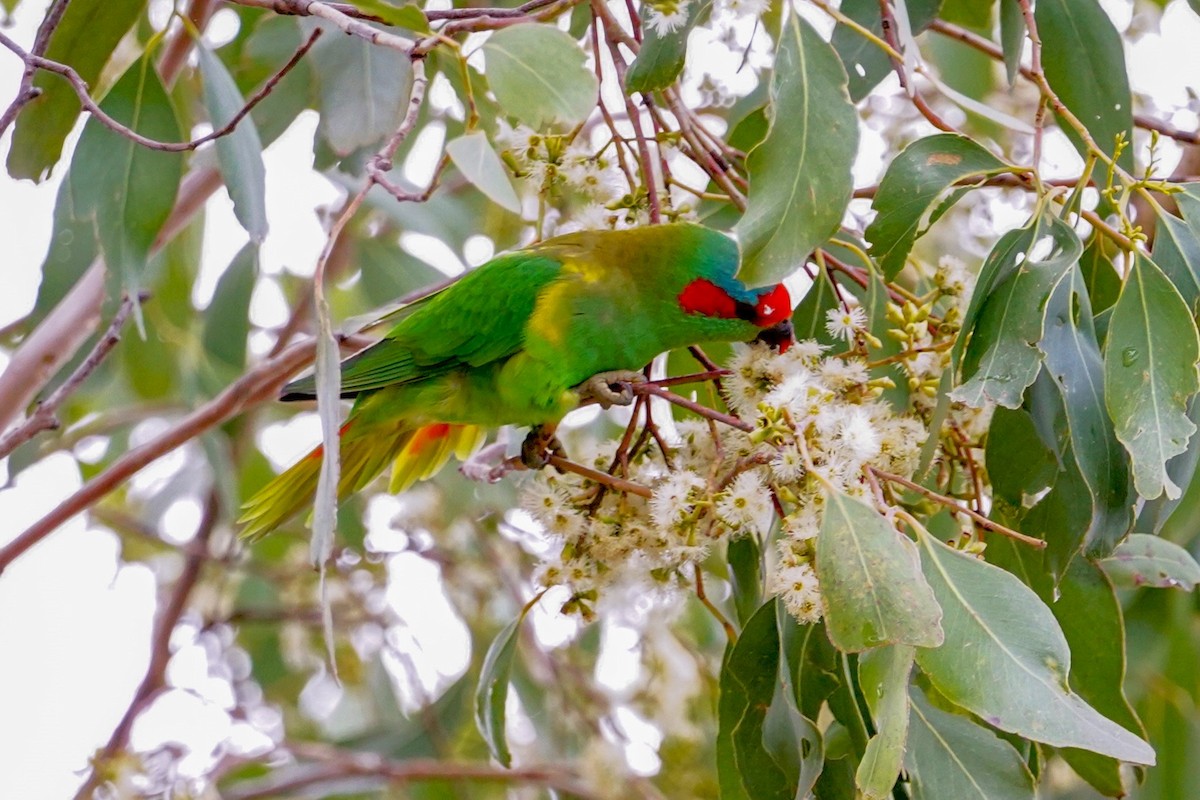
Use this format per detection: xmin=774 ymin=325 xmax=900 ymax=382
xmin=715 ymin=471 xmax=774 ymax=535
xmin=762 ymin=370 xmax=814 ymax=413
xmin=771 ymin=562 xmax=823 ymax=624
xmin=837 ymin=406 xmax=882 ymax=463
xmin=646 ymin=0 xmax=691 ymax=35
xmin=569 ymin=203 xmax=614 ymax=232
xmin=720 ymin=0 xmax=769 ymax=17
xmin=650 ymin=471 xmax=707 ymax=530
xmin=769 ymin=442 xmax=807 ymax=482
xmin=819 ymin=357 xmax=870 ymax=390
xmin=825 ymin=305 xmax=867 ymax=342
xmin=782 ymin=508 xmax=821 ymax=542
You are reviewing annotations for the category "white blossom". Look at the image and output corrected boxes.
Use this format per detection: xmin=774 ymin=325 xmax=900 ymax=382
xmin=650 ymin=471 xmax=706 ymax=531
xmin=771 ymin=562 xmax=823 ymax=624
xmin=825 ymin=305 xmax=867 ymax=342
xmin=715 ymin=471 xmax=773 ymax=535
xmin=646 ymin=0 xmax=691 ymax=35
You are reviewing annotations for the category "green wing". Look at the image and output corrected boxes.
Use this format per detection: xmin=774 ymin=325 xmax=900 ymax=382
xmin=282 ymin=251 xmax=564 ymax=399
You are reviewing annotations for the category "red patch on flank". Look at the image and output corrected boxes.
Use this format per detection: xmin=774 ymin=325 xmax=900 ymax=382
xmin=408 ymin=423 xmax=451 ymax=453
xmin=305 ymin=420 xmax=356 ymax=460
xmin=679 ymin=279 xmax=738 ymax=319
xmin=754 ymin=284 xmax=792 ymax=326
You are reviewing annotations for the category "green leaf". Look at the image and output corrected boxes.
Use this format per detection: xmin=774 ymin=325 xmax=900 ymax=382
xmin=780 ymin=618 xmax=840 ymax=721
xmin=32 ymin=176 xmax=100 ymax=322
xmin=474 ymin=616 xmax=522 ymax=767
xmin=1151 ymin=209 xmax=1200 ymax=313
xmin=736 ymin=11 xmax=857 ymax=288
xmin=1105 ymin=253 xmax=1200 ymax=501
xmin=790 ymin=267 xmax=841 ymax=345
xmin=914 ymin=532 xmax=1156 ymax=763
xmin=998 ymin=0 xmax=1026 ymax=86
xmin=727 ymin=535 xmax=763 ymax=628
xmin=344 ymin=0 xmax=430 ymax=32
xmin=855 ymin=646 xmax=914 ymax=799
xmin=1052 ymin=559 xmax=1147 ymax=796
xmin=864 ymin=135 xmax=1009 ymax=280
xmin=1098 ymin=533 xmax=1200 ymax=589
xmin=445 ymin=132 xmax=521 ymax=214
xmin=716 ymin=601 xmax=793 ymax=800
xmin=202 ymin=244 xmax=259 ymax=372
xmin=906 ymin=686 xmax=1037 ymax=800
xmin=1080 ymin=234 xmax=1122 ymax=314
xmin=625 ymin=0 xmax=709 ymax=93
xmin=815 ymin=489 xmax=943 ymax=652
xmin=1035 ymin=0 xmax=1134 ymax=171
xmin=310 ymin=22 xmax=414 ymax=155
xmin=70 ymin=55 xmax=183 ymax=303
xmin=483 ymin=24 xmax=598 ymax=130
xmin=7 ymin=0 xmax=146 ymax=181
xmin=830 ymin=0 xmax=942 ymax=102
xmin=1039 ymin=268 xmax=1134 ymax=556
xmin=197 ymin=42 xmax=269 ymax=243
xmin=355 ymin=237 xmax=443 ymax=307
xmin=952 ymin=212 xmax=1079 ymax=409
xmin=985 ymin=406 xmax=1056 ymax=508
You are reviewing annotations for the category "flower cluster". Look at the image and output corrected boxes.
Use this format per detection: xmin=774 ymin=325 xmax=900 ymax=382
xmin=518 ymin=342 xmax=927 ymax=624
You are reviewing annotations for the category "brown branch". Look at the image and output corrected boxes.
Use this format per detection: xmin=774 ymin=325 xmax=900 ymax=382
xmin=869 ymin=467 xmax=1047 ymax=549
xmin=0 ymin=339 xmax=320 ymax=576
xmin=0 ymin=293 xmax=139 ymax=459
xmin=636 ymin=383 xmax=753 ymax=433
xmin=0 ymin=0 xmax=70 ymax=136
xmin=71 ymin=491 xmax=221 ymax=800
xmin=0 ymin=28 xmax=322 ymax=153
xmin=226 ymin=744 xmax=598 ymax=800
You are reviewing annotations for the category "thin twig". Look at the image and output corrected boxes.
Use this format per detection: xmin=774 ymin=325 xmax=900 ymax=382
xmin=0 ymin=294 xmax=139 ymax=459
xmin=0 ymin=0 xmax=70 ymax=137
xmin=0 ymin=28 xmax=322 ymax=152
xmin=636 ymin=383 xmax=753 ymax=433
xmin=869 ymin=467 xmax=1046 ymax=549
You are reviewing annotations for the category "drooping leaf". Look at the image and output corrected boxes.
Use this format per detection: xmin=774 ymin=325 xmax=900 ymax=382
xmin=768 ymin=606 xmax=825 ymax=799
xmin=1035 ymin=0 xmax=1134 ymax=171
xmin=906 ymin=686 xmax=1037 ymax=800
xmin=1039 ymin=268 xmax=1134 ymax=556
xmin=815 ymin=489 xmax=944 ymax=652
xmin=310 ymin=22 xmax=414 ymax=155
xmin=952 ymin=212 xmax=1080 ymax=409
xmin=830 ymin=0 xmax=943 ymax=102
xmin=1104 ymin=253 xmax=1200 ymax=501
xmin=716 ymin=601 xmax=793 ymax=800
xmin=1098 ymin=533 xmax=1200 ymax=590
xmin=736 ymin=11 xmax=857 ymax=288
xmin=1052 ymin=559 xmax=1147 ymax=797
xmin=31 ymin=176 xmax=100 ymax=322
xmin=985 ymin=406 xmax=1056 ymax=509
xmin=855 ymin=646 xmax=914 ymax=799
xmin=1080 ymin=234 xmax=1122 ymax=314
xmin=1151 ymin=209 xmax=1200 ymax=313
xmin=625 ymin=0 xmax=709 ymax=93
xmin=239 ymin=15 xmax=317 ymax=147
xmin=7 ymin=0 xmax=146 ymax=181
xmin=780 ymin=618 xmax=840 ymax=721
xmin=998 ymin=0 xmax=1026 ymax=87
xmin=483 ymin=24 xmax=599 ymax=130
xmin=864 ymin=134 xmax=1009 ymax=280
xmin=197 ymin=42 xmax=269 ymax=243
xmin=474 ymin=617 xmax=522 ymax=767
xmin=202 ymin=244 xmax=259 ymax=372
xmin=445 ymin=132 xmax=521 ymax=214
xmin=1139 ymin=397 xmax=1200 ymax=533
xmin=70 ymin=55 xmax=183 ymax=304
xmin=914 ymin=532 xmax=1156 ymax=764
xmin=790 ymin=267 xmax=841 ymax=345
xmin=727 ymin=535 xmax=763 ymax=628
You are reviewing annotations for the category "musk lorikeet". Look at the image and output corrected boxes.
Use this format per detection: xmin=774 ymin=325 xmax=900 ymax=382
xmin=240 ymin=222 xmax=794 ymax=539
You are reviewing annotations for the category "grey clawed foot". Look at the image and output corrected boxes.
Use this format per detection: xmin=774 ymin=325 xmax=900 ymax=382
xmin=576 ymin=370 xmax=646 ymax=409
xmin=521 ymin=425 xmax=566 ymax=470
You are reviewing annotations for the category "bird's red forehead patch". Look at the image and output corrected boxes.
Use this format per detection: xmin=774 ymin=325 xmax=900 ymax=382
xmin=755 ymin=284 xmax=792 ymax=326
xmin=679 ymin=278 xmax=738 ymax=319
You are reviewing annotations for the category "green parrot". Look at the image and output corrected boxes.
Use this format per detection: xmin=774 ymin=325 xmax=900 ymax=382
xmin=240 ymin=222 xmax=794 ymax=538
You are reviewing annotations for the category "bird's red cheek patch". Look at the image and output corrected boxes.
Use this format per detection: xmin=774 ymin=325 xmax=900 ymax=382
xmin=679 ymin=278 xmax=738 ymax=319
xmin=755 ymin=284 xmax=792 ymax=326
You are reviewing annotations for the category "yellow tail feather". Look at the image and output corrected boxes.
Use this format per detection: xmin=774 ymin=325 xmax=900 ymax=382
xmin=239 ymin=421 xmax=484 ymax=540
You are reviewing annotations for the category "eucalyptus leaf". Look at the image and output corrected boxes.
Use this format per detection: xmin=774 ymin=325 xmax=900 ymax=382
xmin=1098 ymin=533 xmax=1200 ymax=590
xmin=483 ymin=24 xmax=598 ymax=130
xmin=625 ymin=0 xmax=709 ymax=93
xmin=1035 ymin=0 xmax=1134 ymax=170
xmin=736 ymin=11 xmax=857 ymax=288
xmin=70 ymin=55 xmax=183 ymax=305
xmin=1104 ymin=254 xmax=1200 ymax=501
xmin=914 ymin=532 xmax=1156 ymax=764
xmin=7 ymin=0 xmax=145 ymax=180
xmin=855 ymin=646 xmax=914 ymax=799
xmin=864 ymin=135 xmax=1009 ymax=280
xmin=906 ymin=686 xmax=1037 ymax=800
xmin=202 ymin=244 xmax=259 ymax=372
xmin=830 ymin=0 xmax=943 ymax=102
xmin=1150 ymin=209 xmax=1200 ymax=313
xmin=998 ymin=0 xmax=1026 ymax=87
xmin=445 ymin=132 xmax=521 ymax=214
xmin=790 ymin=267 xmax=841 ymax=346
xmin=474 ymin=617 xmax=522 ymax=767
xmin=953 ymin=214 xmax=1079 ymax=409
xmin=345 ymin=0 xmax=429 ymax=32
xmin=816 ymin=489 xmax=943 ymax=652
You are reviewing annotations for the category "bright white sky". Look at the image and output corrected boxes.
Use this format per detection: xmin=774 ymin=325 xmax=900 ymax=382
xmin=2 ymin=0 xmax=1200 ymax=797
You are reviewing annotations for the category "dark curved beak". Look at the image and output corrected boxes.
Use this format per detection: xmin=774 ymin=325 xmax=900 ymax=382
xmin=754 ymin=317 xmax=794 ymax=353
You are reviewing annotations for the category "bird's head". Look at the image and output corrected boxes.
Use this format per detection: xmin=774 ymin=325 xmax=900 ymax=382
xmin=677 ymin=277 xmax=794 ymax=353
